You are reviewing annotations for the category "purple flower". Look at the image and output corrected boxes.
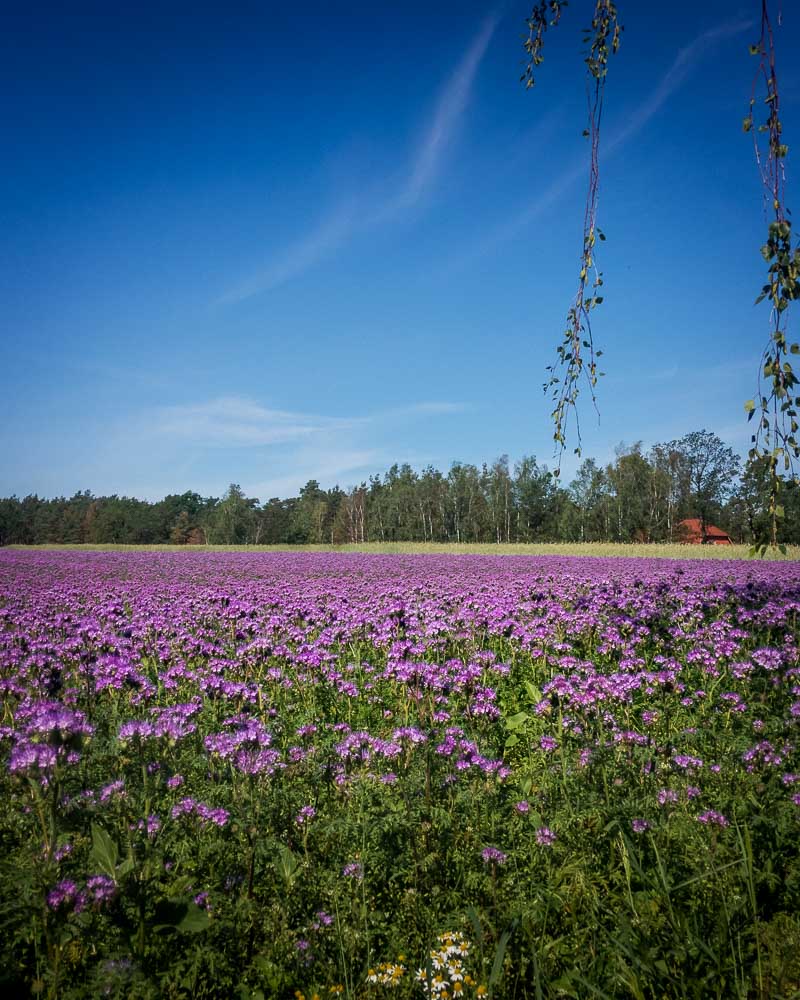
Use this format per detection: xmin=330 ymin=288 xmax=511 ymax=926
xmin=631 ymin=819 xmax=650 ymax=833
xmin=535 ymin=827 xmax=556 ymax=846
xmin=697 ymin=810 xmax=729 ymax=827
xmin=312 ymin=910 xmax=333 ymax=929
xmin=342 ymin=862 xmax=363 ymax=880
xmin=47 ymin=879 xmax=79 ymax=910
xmin=515 ymin=800 xmax=530 ymax=814
xmin=99 ymin=779 xmax=126 ymax=804
xmin=86 ymin=875 xmax=117 ymax=904
xmin=481 ymin=846 xmax=507 ymax=865
xmin=540 ymin=736 xmax=558 ymax=752
xmin=171 ymin=798 xmax=229 ymax=828
xmin=295 ymin=805 xmax=316 ymax=825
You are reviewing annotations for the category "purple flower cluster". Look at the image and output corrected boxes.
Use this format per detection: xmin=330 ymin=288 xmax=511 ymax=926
xmin=171 ymin=798 xmax=229 ymax=828
xmin=1 ymin=547 xmax=799 ymax=939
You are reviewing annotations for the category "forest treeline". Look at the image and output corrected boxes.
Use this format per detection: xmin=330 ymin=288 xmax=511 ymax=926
xmin=1 ymin=430 xmax=798 ymax=547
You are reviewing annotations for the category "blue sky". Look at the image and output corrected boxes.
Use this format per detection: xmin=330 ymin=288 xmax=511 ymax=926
xmin=2 ymin=1 xmax=798 ymax=500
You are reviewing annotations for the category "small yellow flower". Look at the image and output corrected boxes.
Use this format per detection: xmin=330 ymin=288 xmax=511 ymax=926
xmin=476 ymin=986 xmax=488 ymax=997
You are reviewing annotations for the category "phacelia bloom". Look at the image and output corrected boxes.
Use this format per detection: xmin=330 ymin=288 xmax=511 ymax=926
xmin=171 ymin=798 xmax=229 ymax=828
xmin=99 ymin=780 xmax=126 ymax=804
xmin=481 ymin=846 xmax=507 ymax=865
xmin=631 ymin=819 xmax=650 ymax=833
xmin=697 ymin=810 xmax=729 ymax=827
xmin=167 ymin=774 xmax=184 ymax=789
xmin=657 ymin=788 xmax=679 ymax=806
xmin=47 ymin=879 xmax=79 ymax=910
xmin=342 ymin=862 xmax=363 ymax=880
xmin=540 ymin=736 xmax=558 ymax=752
xmin=134 ymin=814 xmax=161 ymax=838
xmin=295 ymin=805 xmax=316 ymax=825
xmin=53 ymin=842 xmax=73 ymax=862
xmin=673 ymin=754 xmax=703 ymax=770
xmin=311 ymin=910 xmax=334 ymax=930
xmin=535 ymin=827 xmax=556 ymax=846
xmin=194 ymin=892 xmax=210 ymax=909
xmin=515 ymin=800 xmax=530 ymax=814
xmin=86 ymin=875 xmax=116 ymax=904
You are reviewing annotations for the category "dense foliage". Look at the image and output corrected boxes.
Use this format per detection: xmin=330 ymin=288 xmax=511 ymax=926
xmin=1 ymin=431 xmax=798 ymax=548
xmin=1 ymin=551 xmax=799 ymax=998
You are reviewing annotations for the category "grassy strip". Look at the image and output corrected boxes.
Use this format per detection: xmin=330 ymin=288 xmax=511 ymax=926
xmin=6 ymin=541 xmax=800 ymax=559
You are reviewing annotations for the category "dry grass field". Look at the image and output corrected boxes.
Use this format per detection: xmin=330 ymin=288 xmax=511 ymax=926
xmin=8 ymin=541 xmax=799 ymax=559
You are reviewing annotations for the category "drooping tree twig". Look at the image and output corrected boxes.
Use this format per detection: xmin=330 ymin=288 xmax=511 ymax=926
xmin=744 ymin=1 xmax=800 ymax=553
xmin=523 ymin=1 xmax=621 ymax=474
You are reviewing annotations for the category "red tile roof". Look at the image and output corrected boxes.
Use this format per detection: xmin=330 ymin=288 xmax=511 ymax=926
xmin=677 ymin=518 xmax=732 ymax=544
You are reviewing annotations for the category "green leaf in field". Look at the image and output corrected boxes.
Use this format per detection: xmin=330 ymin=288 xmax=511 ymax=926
xmin=152 ymin=898 xmax=211 ymax=934
xmin=465 ymin=906 xmax=484 ymax=947
xmin=504 ymin=711 xmax=529 ymax=731
xmin=276 ymin=844 xmax=298 ymax=885
xmin=90 ymin=823 xmax=118 ymax=879
xmin=489 ymin=926 xmax=514 ymax=988
xmin=524 ymin=680 xmax=543 ymax=703
xmin=116 ymin=857 xmax=135 ymax=879
xmin=176 ymin=901 xmax=211 ymax=933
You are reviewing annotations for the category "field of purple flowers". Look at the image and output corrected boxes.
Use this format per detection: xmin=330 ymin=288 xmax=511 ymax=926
xmin=1 ymin=551 xmax=799 ymax=999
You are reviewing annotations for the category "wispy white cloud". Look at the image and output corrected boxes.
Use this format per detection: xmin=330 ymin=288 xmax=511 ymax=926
xmin=451 ymin=17 xmax=753 ymax=267
xmin=153 ymin=396 xmax=362 ymax=447
xmin=11 ymin=394 xmax=464 ymax=501
xmin=605 ymin=18 xmax=753 ymax=154
xmin=217 ymin=15 xmax=497 ymax=303
xmin=126 ymin=394 xmax=465 ymax=498
xmin=383 ymin=15 xmax=498 ymax=215
xmin=216 ymin=202 xmax=357 ymax=305
xmin=247 ymin=449 xmax=382 ymax=499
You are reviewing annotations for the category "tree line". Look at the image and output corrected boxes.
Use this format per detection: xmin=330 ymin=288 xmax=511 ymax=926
xmin=1 ymin=430 xmax=798 ymax=547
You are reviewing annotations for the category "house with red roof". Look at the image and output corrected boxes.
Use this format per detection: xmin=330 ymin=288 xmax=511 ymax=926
xmin=677 ymin=518 xmax=733 ymax=545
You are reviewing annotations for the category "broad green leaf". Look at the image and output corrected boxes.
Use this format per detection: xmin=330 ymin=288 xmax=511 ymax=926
xmin=276 ymin=844 xmax=298 ymax=884
xmin=90 ymin=823 xmax=118 ymax=879
xmin=504 ymin=711 xmax=529 ymax=730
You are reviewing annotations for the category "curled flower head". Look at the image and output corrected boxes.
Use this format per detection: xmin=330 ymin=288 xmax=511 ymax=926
xmin=697 ymin=810 xmax=729 ymax=827
xmin=295 ymin=805 xmax=316 ymax=825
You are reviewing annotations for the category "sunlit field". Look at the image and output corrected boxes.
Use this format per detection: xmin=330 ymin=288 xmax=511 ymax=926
xmin=10 ymin=541 xmax=800 ymax=560
xmin=1 ymin=550 xmax=799 ymax=998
